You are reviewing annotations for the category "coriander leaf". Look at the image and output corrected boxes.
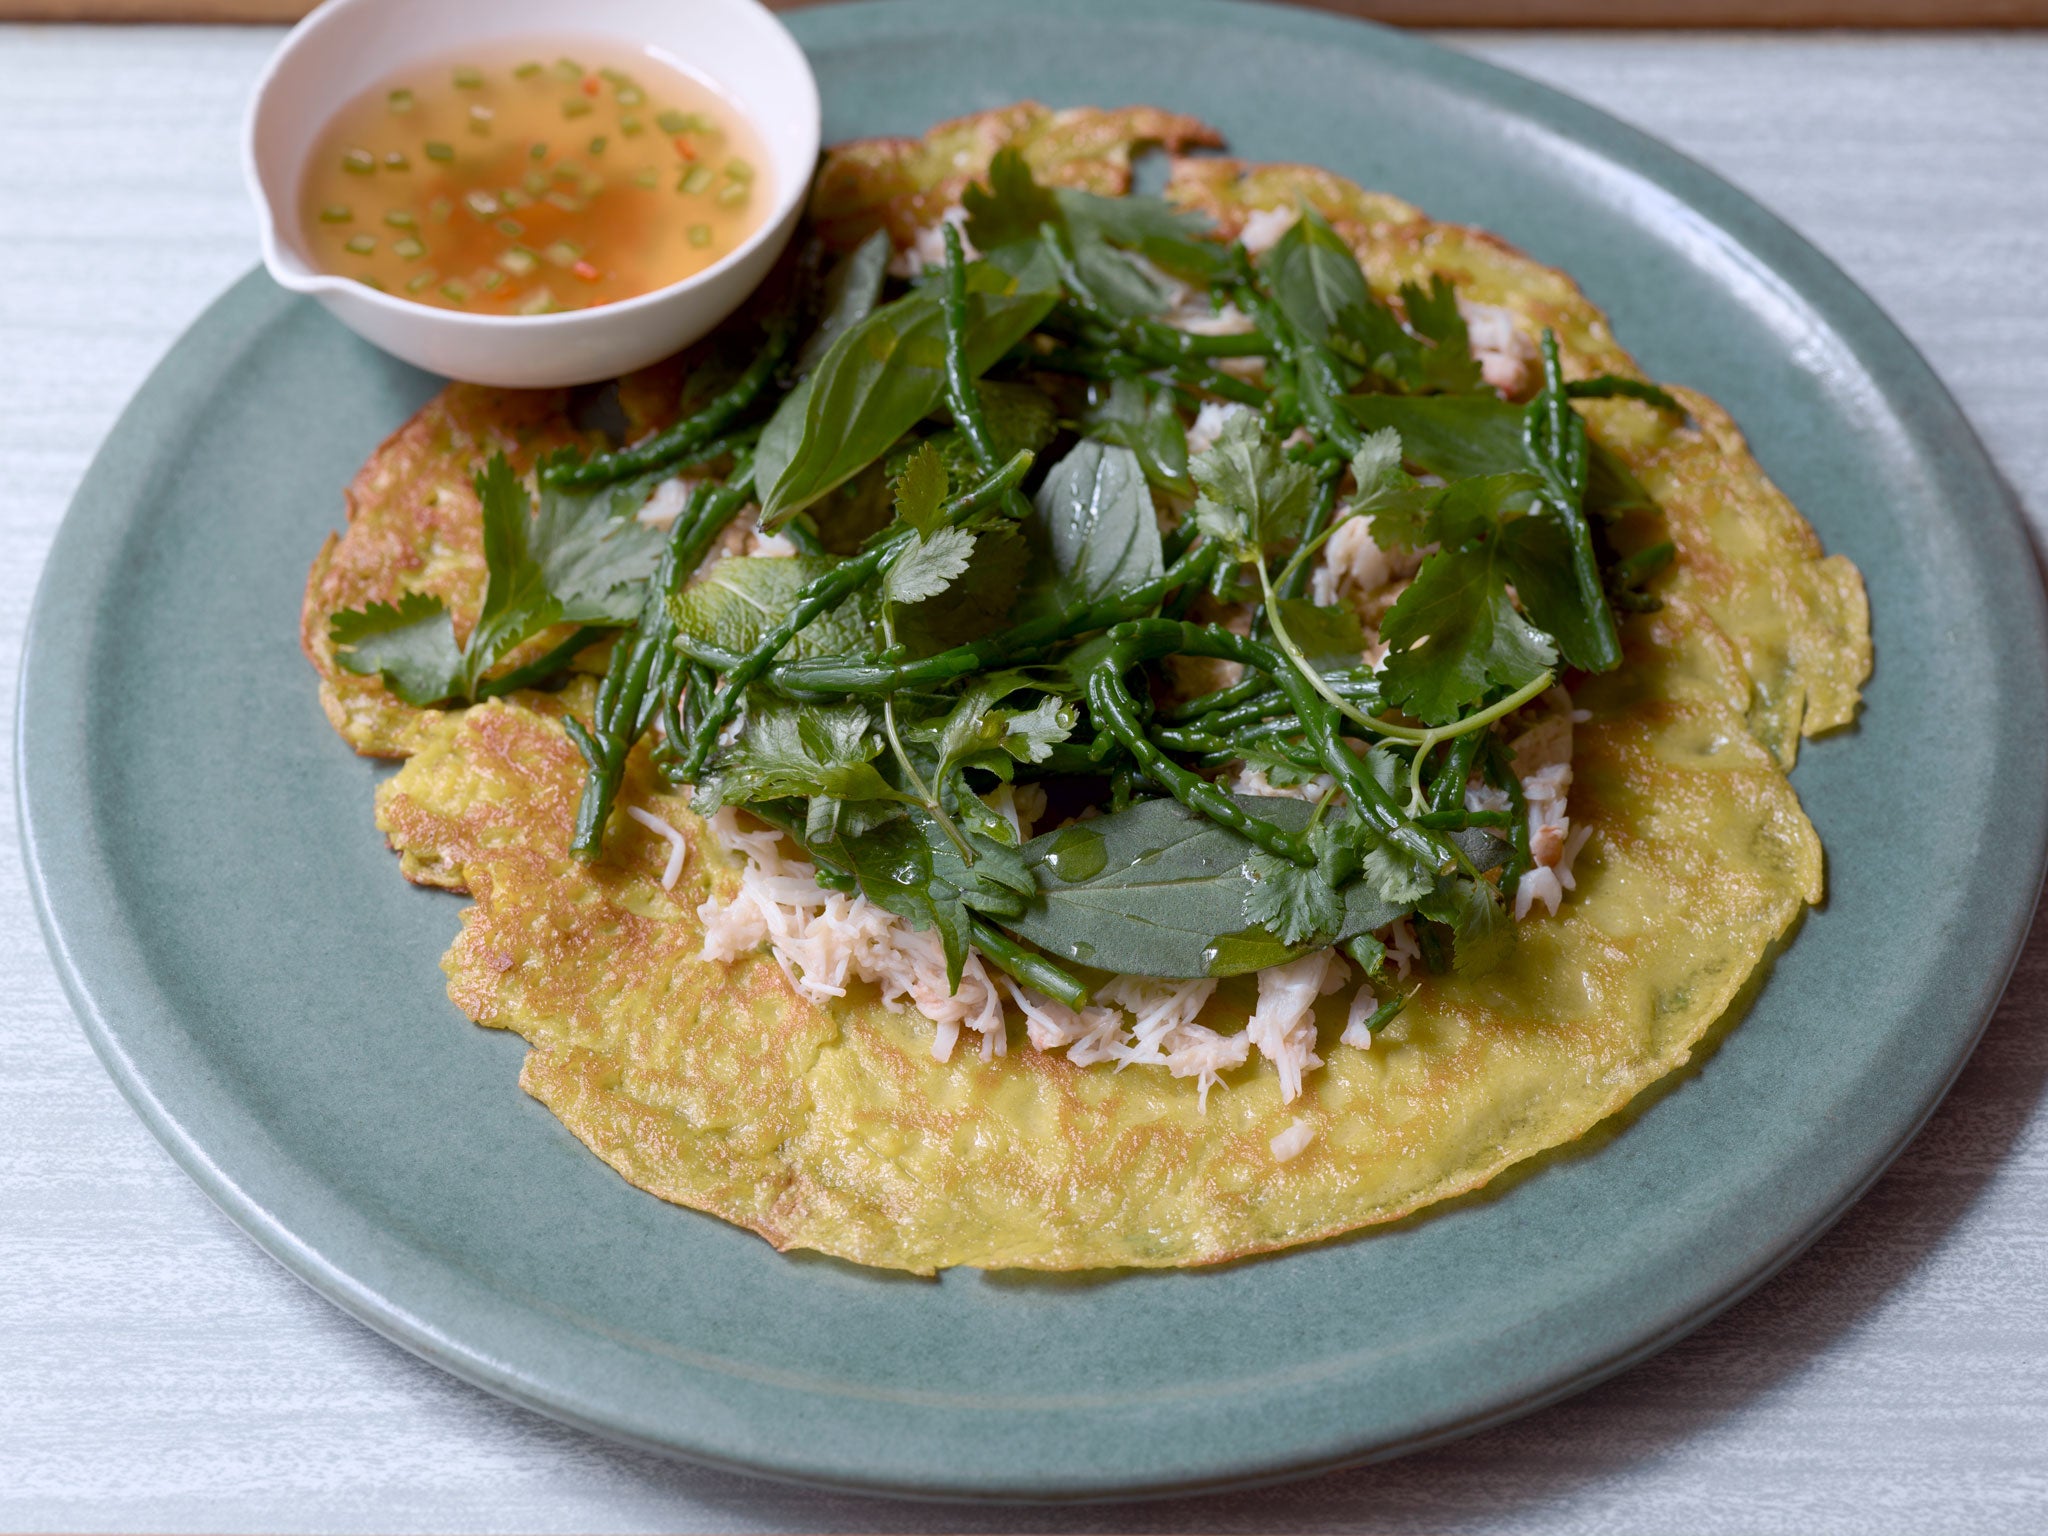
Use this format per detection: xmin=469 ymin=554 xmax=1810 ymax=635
xmin=1397 ymin=275 xmax=1484 ymax=393
xmin=1188 ymin=411 xmax=1315 ymax=551
xmin=1494 ymin=510 xmax=1612 ymax=674
xmin=798 ymin=228 xmax=892 ymax=376
xmin=1272 ymin=597 xmax=1369 ymax=671
xmin=960 ymin=147 xmax=1062 ymax=252
xmin=1079 ymin=376 xmax=1191 ymax=496
xmin=1244 ymin=849 xmax=1344 ymax=946
xmin=1020 ymin=439 xmax=1164 ymax=614
xmin=525 ymin=471 xmax=667 ymax=624
xmin=328 ymin=593 xmax=468 ymax=707
xmin=884 ymin=526 xmax=977 ymax=605
xmin=1001 ymin=695 xmax=1072 ymax=763
xmin=696 ymin=697 xmax=907 ymax=811
xmin=894 ymin=522 xmax=1029 ymax=654
xmin=892 ymin=440 xmax=951 ymax=538
xmin=1417 ymin=875 xmax=1515 ymax=975
xmin=1377 ymin=474 xmax=1559 ymax=724
xmin=822 ymin=812 xmax=1033 ymax=989
xmin=331 ymin=452 xmax=661 ymax=704
xmin=1348 ymin=427 xmax=1432 ymax=550
xmin=921 ymin=673 xmax=1075 ymax=780
xmin=1363 ymin=843 xmax=1436 ymax=905
xmin=1191 ymin=495 xmax=1251 ymax=552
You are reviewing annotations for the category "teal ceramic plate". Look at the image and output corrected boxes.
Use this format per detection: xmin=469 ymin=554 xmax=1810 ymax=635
xmin=20 ymin=0 xmax=2047 ymax=1501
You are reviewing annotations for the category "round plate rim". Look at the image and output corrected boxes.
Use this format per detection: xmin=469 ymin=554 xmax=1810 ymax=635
xmin=18 ymin=0 xmax=2048 ymax=1501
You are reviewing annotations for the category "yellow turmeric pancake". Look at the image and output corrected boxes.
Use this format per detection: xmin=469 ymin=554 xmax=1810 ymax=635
xmin=310 ymin=107 xmax=1870 ymax=1272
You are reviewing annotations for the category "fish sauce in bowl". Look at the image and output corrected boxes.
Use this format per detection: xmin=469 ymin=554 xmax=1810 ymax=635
xmin=299 ymin=47 xmax=768 ymax=316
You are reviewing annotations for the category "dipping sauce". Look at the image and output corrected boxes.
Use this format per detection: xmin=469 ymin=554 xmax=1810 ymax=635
xmin=298 ymin=46 xmax=768 ymax=315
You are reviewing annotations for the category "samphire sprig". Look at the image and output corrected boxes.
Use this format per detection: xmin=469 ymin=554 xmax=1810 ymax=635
xmin=333 ymin=143 xmax=1660 ymax=988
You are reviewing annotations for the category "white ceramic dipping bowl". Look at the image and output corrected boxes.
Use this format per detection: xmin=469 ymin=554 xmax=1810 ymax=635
xmin=245 ymin=0 xmax=819 ymax=387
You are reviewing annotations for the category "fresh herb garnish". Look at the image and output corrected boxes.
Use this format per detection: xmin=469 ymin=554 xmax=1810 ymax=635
xmin=338 ymin=155 xmax=1673 ymax=992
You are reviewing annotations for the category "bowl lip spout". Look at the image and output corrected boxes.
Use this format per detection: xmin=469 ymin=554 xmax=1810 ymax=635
xmin=241 ymin=0 xmax=821 ymax=349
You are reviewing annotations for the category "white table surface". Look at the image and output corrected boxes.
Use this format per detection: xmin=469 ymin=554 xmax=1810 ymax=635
xmin=2 ymin=23 xmax=2044 ymax=1534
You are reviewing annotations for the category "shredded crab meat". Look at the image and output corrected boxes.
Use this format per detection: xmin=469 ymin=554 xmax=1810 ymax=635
xmin=1460 ymin=298 xmax=1541 ymax=398
xmin=1185 ymin=399 xmax=1250 ymax=457
xmin=1237 ymin=204 xmax=1299 ymax=255
xmin=1382 ymin=917 xmax=1421 ymax=980
xmin=626 ymin=806 xmax=687 ymax=890
xmin=1269 ymin=1118 xmax=1316 ymax=1163
xmin=1000 ymin=980 xmax=1128 ymax=1066
xmin=1340 ymin=983 xmax=1382 ymax=1049
xmin=889 ymin=204 xmax=976 ymax=278
xmin=1166 ymin=299 xmax=1256 ymax=337
xmin=1245 ymin=950 xmax=1349 ymax=1105
xmin=634 ymin=474 xmax=702 ymax=529
xmin=1457 ymin=693 xmax=1592 ymax=919
xmin=1228 ymin=765 xmax=1335 ymax=803
xmin=695 ymin=809 xmax=1010 ymax=1062
xmin=745 ymin=530 xmax=799 ymax=557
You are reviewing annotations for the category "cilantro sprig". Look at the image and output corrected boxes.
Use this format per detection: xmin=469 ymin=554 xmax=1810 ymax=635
xmin=334 ymin=150 xmax=1671 ymax=995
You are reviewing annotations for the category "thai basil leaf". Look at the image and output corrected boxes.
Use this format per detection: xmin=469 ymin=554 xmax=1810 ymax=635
xmin=1018 ymin=440 xmax=1164 ymax=617
xmin=797 ymin=228 xmax=891 ymax=377
xmin=1006 ymin=795 xmax=1475 ymax=979
xmin=754 ymin=244 xmax=1061 ymax=526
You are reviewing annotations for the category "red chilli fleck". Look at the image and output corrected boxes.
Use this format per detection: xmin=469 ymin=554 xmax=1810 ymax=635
xmin=581 ymin=75 xmax=600 ymax=96
xmin=672 ymin=136 xmax=696 ymax=160
xmin=571 ymin=259 xmax=600 ymax=282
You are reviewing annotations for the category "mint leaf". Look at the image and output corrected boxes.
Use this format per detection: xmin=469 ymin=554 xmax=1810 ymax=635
xmin=671 ymin=555 xmax=875 ymax=661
